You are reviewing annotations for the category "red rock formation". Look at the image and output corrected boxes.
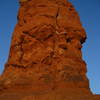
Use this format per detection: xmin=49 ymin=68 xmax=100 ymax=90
xmin=0 ymin=0 xmax=100 ymax=100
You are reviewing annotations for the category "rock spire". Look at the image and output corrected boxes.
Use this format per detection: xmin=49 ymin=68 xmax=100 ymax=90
xmin=0 ymin=0 xmax=100 ymax=100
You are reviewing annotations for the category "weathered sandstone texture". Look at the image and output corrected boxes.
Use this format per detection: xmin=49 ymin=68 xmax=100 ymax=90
xmin=0 ymin=0 xmax=100 ymax=100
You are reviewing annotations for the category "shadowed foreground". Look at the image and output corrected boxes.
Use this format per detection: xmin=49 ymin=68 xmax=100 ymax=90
xmin=0 ymin=88 xmax=100 ymax=100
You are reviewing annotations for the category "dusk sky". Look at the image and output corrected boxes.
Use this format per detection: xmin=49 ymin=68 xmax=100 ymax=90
xmin=0 ymin=0 xmax=100 ymax=94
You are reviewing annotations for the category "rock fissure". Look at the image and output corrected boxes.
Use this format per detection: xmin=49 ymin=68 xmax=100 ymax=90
xmin=55 ymin=7 xmax=60 ymax=32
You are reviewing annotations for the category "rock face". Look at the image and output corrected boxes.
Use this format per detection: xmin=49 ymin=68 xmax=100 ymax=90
xmin=0 ymin=0 xmax=100 ymax=100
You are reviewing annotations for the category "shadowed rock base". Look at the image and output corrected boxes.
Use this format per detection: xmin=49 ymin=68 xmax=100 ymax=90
xmin=0 ymin=0 xmax=100 ymax=99
xmin=0 ymin=88 xmax=100 ymax=100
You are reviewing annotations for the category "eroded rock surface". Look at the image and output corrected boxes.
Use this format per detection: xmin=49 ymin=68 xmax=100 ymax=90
xmin=0 ymin=0 xmax=100 ymax=100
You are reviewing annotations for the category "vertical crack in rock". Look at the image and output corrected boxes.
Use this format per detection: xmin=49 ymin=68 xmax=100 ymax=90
xmin=55 ymin=7 xmax=60 ymax=31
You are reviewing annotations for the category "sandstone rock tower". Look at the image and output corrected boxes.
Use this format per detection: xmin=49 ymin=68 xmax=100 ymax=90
xmin=0 ymin=0 xmax=100 ymax=100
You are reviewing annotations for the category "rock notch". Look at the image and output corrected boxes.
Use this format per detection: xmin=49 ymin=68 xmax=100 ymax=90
xmin=0 ymin=0 xmax=100 ymax=100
